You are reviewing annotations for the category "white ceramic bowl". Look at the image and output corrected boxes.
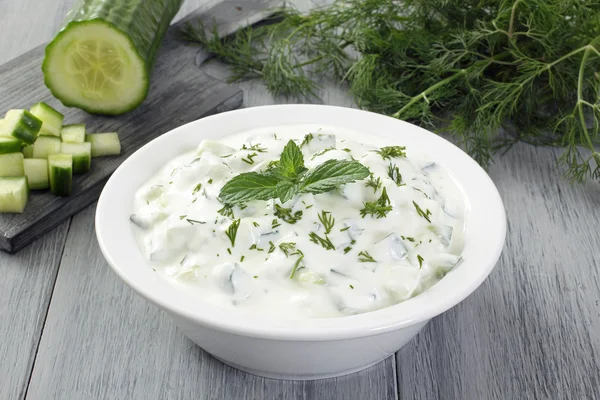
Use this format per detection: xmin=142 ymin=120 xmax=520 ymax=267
xmin=96 ymin=105 xmax=506 ymax=380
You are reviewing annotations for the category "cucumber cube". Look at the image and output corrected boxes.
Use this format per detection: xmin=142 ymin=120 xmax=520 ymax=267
xmin=60 ymin=142 xmax=91 ymax=173
xmin=0 ymin=137 xmax=22 ymax=154
xmin=30 ymin=102 xmax=64 ymax=137
xmin=33 ymin=136 xmax=61 ymax=159
xmin=2 ymin=109 xmax=42 ymax=144
xmin=48 ymin=153 xmax=72 ymax=196
xmin=0 ymin=176 xmax=28 ymax=213
xmin=24 ymin=159 xmax=49 ymax=190
xmin=86 ymin=132 xmax=121 ymax=156
xmin=0 ymin=152 xmax=25 ymax=177
xmin=61 ymin=124 xmax=86 ymax=143
xmin=22 ymin=145 xmax=34 ymax=158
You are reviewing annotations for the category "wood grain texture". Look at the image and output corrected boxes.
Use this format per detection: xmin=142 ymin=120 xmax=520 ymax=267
xmin=0 ymin=1 xmax=259 ymax=253
xmin=397 ymin=143 xmax=600 ymax=400
xmin=25 ymin=205 xmax=398 ymax=400
xmin=0 ymin=221 xmax=70 ymax=400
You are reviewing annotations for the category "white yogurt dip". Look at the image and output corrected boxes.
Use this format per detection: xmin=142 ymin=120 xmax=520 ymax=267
xmin=130 ymin=125 xmax=465 ymax=318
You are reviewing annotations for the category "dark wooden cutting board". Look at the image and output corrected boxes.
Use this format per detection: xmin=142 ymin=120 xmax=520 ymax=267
xmin=0 ymin=1 xmax=273 ymax=253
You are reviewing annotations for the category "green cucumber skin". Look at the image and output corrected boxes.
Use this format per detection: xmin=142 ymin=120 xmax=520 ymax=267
xmin=0 ymin=139 xmax=22 ymax=154
xmin=50 ymin=166 xmax=72 ymax=196
xmin=43 ymin=0 xmax=183 ymax=115
xmin=72 ymin=155 xmax=91 ymax=174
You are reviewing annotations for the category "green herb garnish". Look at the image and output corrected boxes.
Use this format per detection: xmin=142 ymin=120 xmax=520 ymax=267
xmin=219 ymin=140 xmax=369 ymax=205
xmin=278 ymin=242 xmax=297 ymax=256
xmin=311 ymin=146 xmax=335 ymax=160
xmin=413 ymin=201 xmax=432 ymax=223
xmin=318 ymin=210 xmax=335 ymax=234
xmin=300 ymin=133 xmax=314 ymax=147
xmin=365 ymin=174 xmax=382 ymax=193
xmin=241 ymin=152 xmax=258 ymax=165
xmin=388 ymin=163 xmax=404 ymax=186
xmin=186 ymin=219 xmax=206 ymax=225
xmin=192 ymin=183 xmax=202 ymax=194
xmin=375 ymin=146 xmax=407 ymax=160
xmin=358 ymin=251 xmax=376 ymax=262
xmin=225 ymin=219 xmax=241 ymax=247
xmin=274 ymin=204 xmax=303 ymax=224
xmin=217 ymin=204 xmax=235 ymax=219
xmin=417 ymin=254 xmax=424 ymax=269
xmin=360 ymin=187 xmax=392 ymax=218
xmin=242 ymin=143 xmax=267 ymax=153
xmin=309 ymin=232 xmax=335 ymax=250
xmin=268 ymin=241 xmax=276 ymax=253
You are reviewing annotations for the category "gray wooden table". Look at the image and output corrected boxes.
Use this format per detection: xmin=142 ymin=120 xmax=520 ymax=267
xmin=1 ymin=1 xmax=599 ymax=399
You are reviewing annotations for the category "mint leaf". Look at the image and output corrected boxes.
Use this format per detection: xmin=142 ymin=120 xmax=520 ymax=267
xmin=276 ymin=180 xmax=298 ymax=203
xmin=278 ymin=140 xmax=306 ymax=178
xmin=300 ymin=160 xmax=370 ymax=194
xmin=219 ymin=172 xmax=280 ymax=204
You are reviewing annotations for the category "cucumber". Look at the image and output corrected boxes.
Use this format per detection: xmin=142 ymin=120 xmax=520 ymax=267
xmin=0 ymin=177 xmax=28 ymax=213
xmin=42 ymin=0 xmax=184 ymax=115
xmin=22 ymin=145 xmax=34 ymax=158
xmin=86 ymin=132 xmax=121 ymax=156
xmin=0 ymin=153 xmax=25 ymax=177
xmin=48 ymin=154 xmax=73 ymax=196
xmin=0 ymin=137 xmax=22 ymax=154
xmin=1 ymin=110 xmax=42 ymax=144
xmin=24 ymin=159 xmax=50 ymax=190
xmin=61 ymin=124 xmax=86 ymax=143
xmin=61 ymin=142 xmax=91 ymax=173
xmin=30 ymin=102 xmax=64 ymax=137
xmin=33 ymin=136 xmax=61 ymax=159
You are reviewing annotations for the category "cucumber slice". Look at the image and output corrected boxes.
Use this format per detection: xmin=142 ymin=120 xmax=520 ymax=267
xmin=61 ymin=142 xmax=91 ymax=173
xmin=42 ymin=0 xmax=183 ymax=115
xmin=0 ymin=137 xmax=22 ymax=154
xmin=0 ymin=153 xmax=25 ymax=177
xmin=33 ymin=136 xmax=61 ymax=159
xmin=61 ymin=124 xmax=86 ymax=143
xmin=0 ymin=177 xmax=29 ymax=213
xmin=86 ymin=132 xmax=121 ymax=156
xmin=24 ymin=159 xmax=49 ymax=190
xmin=22 ymin=145 xmax=34 ymax=158
xmin=30 ymin=102 xmax=64 ymax=137
xmin=2 ymin=110 xmax=42 ymax=144
xmin=48 ymin=154 xmax=73 ymax=196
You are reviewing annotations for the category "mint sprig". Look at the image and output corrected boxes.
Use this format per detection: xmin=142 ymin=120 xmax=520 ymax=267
xmin=219 ymin=140 xmax=369 ymax=205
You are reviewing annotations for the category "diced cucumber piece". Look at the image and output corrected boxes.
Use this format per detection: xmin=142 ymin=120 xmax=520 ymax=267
xmin=2 ymin=109 xmax=42 ymax=144
xmin=0 ymin=152 xmax=25 ymax=177
xmin=48 ymin=154 xmax=73 ymax=196
xmin=33 ymin=136 xmax=61 ymax=159
xmin=42 ymin=0 xmax=183 ymax=115
xmin=61 ymin=124 xmax=86 ymax=143
xmin=86 ymin=132 xmax=121 ymax=156
xmin=22 ymin=145 xmax=34 ymax=158
xmin=0 ymin=137 xmax=22 ymax=154
xmin=30 ymin=102 xmax=64 ymax=137
xmin=0 ymin=177 xmax=28 ymax=213
xmin=24 ymin=159 xmax=49 ymax=190
xmin=61 ymin=142 xmax=91 ymax=173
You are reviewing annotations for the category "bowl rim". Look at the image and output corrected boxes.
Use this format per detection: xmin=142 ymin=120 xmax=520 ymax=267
xmin=96 ymin=104 xmax=506 ymax=341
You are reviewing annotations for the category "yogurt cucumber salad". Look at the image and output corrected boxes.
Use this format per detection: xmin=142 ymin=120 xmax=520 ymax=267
xmin=130 ymin=126 xmax=465 ymax=318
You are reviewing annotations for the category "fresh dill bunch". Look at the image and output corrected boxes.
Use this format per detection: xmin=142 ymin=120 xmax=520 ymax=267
xmin=182 ymin=0 xmax=600 ymax=181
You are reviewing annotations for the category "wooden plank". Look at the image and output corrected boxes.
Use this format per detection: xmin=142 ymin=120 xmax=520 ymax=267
xmin=396 ymin=143 xmax=600 ymax=399
xmin=0 ymin=1 xmax=263 ymax=253
xmin=0 ymin=222 xmax=70 ymax=400
xmin=25 ymin=204 xmax=399 ymax=400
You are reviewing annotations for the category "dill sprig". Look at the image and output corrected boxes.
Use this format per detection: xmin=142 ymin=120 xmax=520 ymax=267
xmin=375 ymin=146 xmax=407 ymax=160
xmin=358 ymin=250 xmax=376 ymax=263
xmin=387 ymin=163 xmax=404 ymax=186
xmin=225 ymin=219 xmax=241 ymax=247
xmin=274 ymin=204 xmax=303 ymax=224
xmin=182 ymin=0 xmax=600 ymax=181
xmin=217 ymin=204 xmax=235 ymax=219
xmin=365 ymin=174 xmax=382 ymax=193
xmin=360 ymin=187 xmax=392 ymax=218
xmin=309 ymin=232 xmax=336 ymax=250
xmin=318 ymin=210 xmax=335 ymax=234
xmin=413 ymin=201 xmax=432 ymax=223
